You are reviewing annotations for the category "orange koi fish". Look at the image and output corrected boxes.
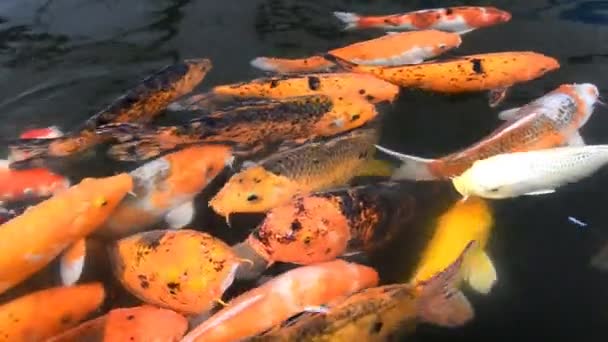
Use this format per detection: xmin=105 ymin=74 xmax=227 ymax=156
xmin=250 ymin=242 xmax=475 ymax=341
xmin=209 ymin=127 xmax=393 ymax=218
xmin=334 ymin=6 xmax=511 ymax=34
xmin=251 ymin=30 xmax=461 ymax=74
xmin=181 ymin=259 xmax=379 ymax=342
xmin=325 ymin=51 xmax=560 ymax=107
xmin=247 ymin=182 xmax=417 ymax=265
xmin=97 ymin=94 xmax=377 ymax=162
xmin=8 ymin=59 xmax=212 ymax=168
xmin=377 ymin=83 xmax=599 ymax=180
xmin=19 ymin=126 xmax=64 ymax=139
xmin=48 ymin=305 xmax=188 ymax=342
xmin=109 ymin=229 xmax=249 ymax=315
xmin=0 ymin=173 xmax=133 ymax=295
xmin=0 ymin=160 xmax=70 ymax=203
xmin=0 ymin=283 xmax=105 ymax=341
xmin=171 ymin=73 xmax=399 ymax=111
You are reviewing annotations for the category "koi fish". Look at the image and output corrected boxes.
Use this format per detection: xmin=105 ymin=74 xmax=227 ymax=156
xmin=0 ymin=173 xmax=133 ymax=295
xmin=0 ymin=159 xmax=70 ymax=203
xmin=109 ymin=229 xmax=249 ymax=315
xmin=324 ymin=51 xmax=560 ymax=107
xmin=48 ymin=305 xmax=188 ymax=342
xmin=250 ymin=30 xmax=462 ymax=74
xmin=0 ymin=283 xmax=105 ymax=341
xmin=8 ymin=59 xmax=212 ymax=168
xmin=209 ymin=127 xmax=393 ymax=217
xmin=249 ymin=242 xmax=475 ymax=341
xmin=334 ymin=6 xmax=511 ymax=34
xmin=181 ymin=259 xmax=379 ymax=342
xmin=376 ymin=83 xmax=599 ymax=181
xmin=19 ymin=126 xmax=64 ymax=139
xmin=408 ymin=197 xmax=496 ymax=295
xmin=246 ymin=182 xmax=419 ymax=265
xmin=171 ymin=73 xmax=400 ymax=111
xmin=97 ymin=94 xmax=377 ymax=162
xmin=453 ymin=145 xmax=608 ymax=199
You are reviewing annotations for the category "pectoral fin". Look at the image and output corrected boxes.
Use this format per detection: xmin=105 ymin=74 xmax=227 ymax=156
xmin=523 ymin=189 xmax=556 ymax=196
xmin=464 ymin=250 xmax=497 ymax=294
xmin=165 ymin=201 xmax=194 ymax=229
xmin=60 ymin=239 xmax=87 ymax=286
xmin=567 ymin=131 xmax=586 ymax=146
xmin=355 ymin=158 xmax=395 ymax=177
xmin=497 ymin=107 xmax=521 ymax=120
xmin=488 ymin=87 xmax=509 ymax=108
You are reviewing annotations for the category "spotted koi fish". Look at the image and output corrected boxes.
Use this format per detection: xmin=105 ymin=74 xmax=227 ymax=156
xmin=169 ymin=73 xmax=399 ymax=111
xmin=325 ymin=51 xmax=560 ymax=107
xmin=334 ymin=6 xmax=511 ymax=34
xmin=246 ymin=182 xmax=418 ymax=265
xmin=97 ymin=94 xmax=378 ymax=162
xmin=248 ymin=242 xmax=475 ymax=342
xmin=250 ymin=30 xmax=461 ymax=74
xmin=376 ymin=83 xmax=599 ymax=180
xmin=8 ymin=59 xmax=212 ymax=168
xmin=109 ymin=229 xmax=249 ymax=315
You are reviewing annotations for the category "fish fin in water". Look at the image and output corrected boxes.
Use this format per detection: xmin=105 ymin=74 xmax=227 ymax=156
xmin=333 ymin=11 xmax=361 ymax=30
xmin=250 ymin=57 xmax=282 ymax=73
xmin=355 ymin=158 xmax=395 ymax=177
xmin=464 ymin=249 xmax=497 ymax=294
xmin=590 ymin=242 xmax=608 ymax=271
xmin=523 ymin=189 xmax=556 ymax=196
xmin=497 ymin=107 xmax=521 ymax=121
xmin=567 ymin=131 xmax=586 ymax=146
xmin=374 ymin=145 xmax=436 ymax=181
xmin=455 ymin=28 xmax=476 ymax=35
xmin=60 ymin=238 xmax=87 ymax=286
xmin=417 ymin=241 xmax=475 ymax=327
xmin=488 ymin=87 xmax=510 ymax=108
xmin=165 ymin=201 xmax=195 ymax=229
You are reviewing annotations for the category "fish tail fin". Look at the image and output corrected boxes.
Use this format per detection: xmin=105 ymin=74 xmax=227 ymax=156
xmin=60 ymin=238 xmax=87 ymax=286
xmin=416 ymin=241 xmax=476 ymax=328
xmin=167 ymin=92 xmax=215 ymax=111
xmin=250 ymin=56 xmax=333 ymax=74
xmin=333 ymin=11 xmax=361 ymax=30
xmin=374 ymin=145 xmax=437 ymax=181
xmin=97 ymin=123 xmax=182 ymax=162
xmin=591 ymin=242 xmax=608 ymax=271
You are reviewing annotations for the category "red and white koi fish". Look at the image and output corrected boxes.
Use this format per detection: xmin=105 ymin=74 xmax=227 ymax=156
xmin=334 ymin=6 xmax=511 ymax=34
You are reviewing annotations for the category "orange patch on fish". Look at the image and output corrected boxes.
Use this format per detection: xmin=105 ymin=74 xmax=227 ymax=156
xmin=0 ymin=173 xmax=133 ymax=295
xmin=109 ymin=229 xmax=244 ymax=315
xmin=0 ymin=161 xmax=70 ymax=202
xmin=0 ymin=283 xmax=105 ymax=341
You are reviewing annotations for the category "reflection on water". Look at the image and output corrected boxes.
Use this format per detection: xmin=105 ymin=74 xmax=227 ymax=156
xmin=1 ymin=0 xmax=608 ymax=340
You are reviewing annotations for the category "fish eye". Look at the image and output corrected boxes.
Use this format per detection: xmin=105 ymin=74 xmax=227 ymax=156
xmin=439 ymin=44 xmax=447 ymax=49
xmin=246 ymin=194 xmax=260 ymax=202
xmin=487 ymin=187 xmax=501 ymax=193
xmin=351 ymin=113 xmax=361 ymax=121
xmin=94 ymin=197 xmax=108 ymax=207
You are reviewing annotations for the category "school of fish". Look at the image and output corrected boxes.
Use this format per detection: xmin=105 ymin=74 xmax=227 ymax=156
xmin=0 ymin=4 xmax=606 ymax=342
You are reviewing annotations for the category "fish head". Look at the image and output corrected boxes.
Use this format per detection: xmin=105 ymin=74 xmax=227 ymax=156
xmin=431 ymin=31 xmax=462 ymax=53
xmin=451 ymin=159 xmax=514 ymax=200
xmin=572 ymin=83 xmax=600 ymax=124
xmin=209 ymin=166 xmax=300 ymax=216
xmin=247 ymin=196 xmax=351 ymax=264
xmin=357 ymin=75 xmax=400 ymax=103
xmin=174 ymin=58 xmax=213 ymax=95
xmin=315 ymin=97 xmax=378 ymax=135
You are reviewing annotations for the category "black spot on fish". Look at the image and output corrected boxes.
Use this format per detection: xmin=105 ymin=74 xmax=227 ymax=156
xmin=358 ymin=151 xmax=368 ymax=159
xmin=167 ymin=282 xmax=180 ymax=295
xmin=312 ymin=159 xmax=320 ymax=164
xmin=291 ymin=219 xmax=303 ymax=232
xmin=126 ymin=315 xmax=135 ymax=320
xmin=445 ymin=8 xmax=453 ymax=15
xmin=270 ymin=79 xmax=279 ymax=88
xmin=325 ymin=247 xmax=332 ymax=254
xmin=470 ymin=59 xmax=484 ymax=74
xmin=351 ymin=114 xmax=361 ymax=122
xmin=247 ymin=194 xmax=260 ymax=202
xmin=371 ymin=320 xmax=384 ymax=334
xmin=307 ymin=76 xmax=321 ymax=91
xmin=365 ymin=95 xmax=376 ymax=102
xmin=254 ymin=177 xmax=262 ymax=183
xmin=138 ymin=231 xmax=165 ymax=250
xmin=303 ymin=236 xmax=312 ymax=245
xmin=358 ymin=89 xmax=366 ymax=95
xmin=60 ymin=314 xmax=73 ymax=325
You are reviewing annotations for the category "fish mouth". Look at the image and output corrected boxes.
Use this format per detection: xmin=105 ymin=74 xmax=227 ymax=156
xmin=451 ymin=176 xmax=470 ymax=199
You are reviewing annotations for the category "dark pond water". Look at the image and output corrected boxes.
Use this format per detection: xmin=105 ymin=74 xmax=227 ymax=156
xmin=2 ymin=0 xmax=608 ymax=341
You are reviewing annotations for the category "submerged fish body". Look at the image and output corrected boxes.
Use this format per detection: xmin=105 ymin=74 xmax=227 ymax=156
xmin=453 ymin=145 xmax=608 ymax=199
xmin=207 ymin=73 xmax=400 ymax=105
xmin=334 ymin=6 xmax=511 ymax=33
xmin=209 ymin=127 xmax=387 ymax=217
xmin=109 ymin=229 xmax=244 ymax=315
xmin=97 ymin=144 xmax=233 ymax=239
xmin=249 ymin=242 xmax=475 ymax=342
xmin=0 ymin=159 xmax=70 ymax=203
xmin=377 ymin=83 xmax=600 ymax=180
xmin=0 ymin=283 xmax=105 ymax=342
xmin=100 ymin=94 xmax=378 ymax=162
xmin=0 ymin=173 xmax=133 ymax=295
xmin=251 ymin=30 xmax=462 ymax=74
xmin=8 ymin=59 xmax=212 ymax=166
xmin=247 ymin=182 xmax=419 ymax=265
xmin=326 ymin=51 xmax=559 ymax=94
xmin=48 ymin=305 xmax=188 ymax=342
xmin=181 ymin=259 xmax=379 ymax=342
